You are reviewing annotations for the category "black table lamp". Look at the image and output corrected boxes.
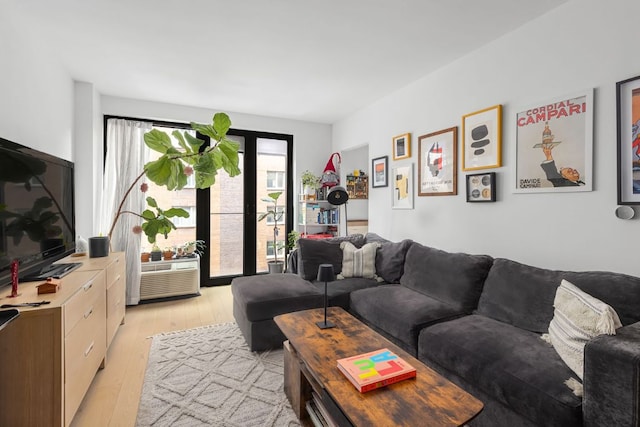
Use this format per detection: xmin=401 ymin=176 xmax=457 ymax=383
xmin=316 ymin=263 xmax=336 ymax=329
xmin=327 ymin=186 xmax=349 ymax=236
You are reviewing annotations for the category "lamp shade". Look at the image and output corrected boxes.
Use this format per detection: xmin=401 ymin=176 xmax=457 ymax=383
xmin=317 ymin=264 xmax=335 ymax=282
xmin=327 ymin=186 xmax=349 ymax=206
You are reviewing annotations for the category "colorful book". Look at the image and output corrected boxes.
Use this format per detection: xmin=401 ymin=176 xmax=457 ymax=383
xmin=337 ymin=348 xmax=416 ymax=393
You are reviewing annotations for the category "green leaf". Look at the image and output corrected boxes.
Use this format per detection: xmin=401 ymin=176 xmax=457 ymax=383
xmin=216 ymin=140 xmax=241 ymax=177
xmin=144 ymin=156 xmax=173 ymax=186
xmin=212 ymin=112 xmax=231 ymax=138
xmin=172 ymin=130 xmax=191 ymax=153
xmin=190 ymin=122 xmax=217 ymax=140
xmin=146 ymin=197 xmax=158 ymax=208
xmin=257 ymin=212 xmax=269 ymax=221
xmin=141 ymin=209 xmax=156 ymax=220
xmin=194 ymin=153 xmax=217 ymax=188
xmin=144 ymin=129 xmax=173 ymax=154
xmin=184 ymin=132 xmax=205 ymax=152
xmin=267 ymin=191 xmax=282 ymax=201
xmin=164 ymin=207 xmax=189 ymax=218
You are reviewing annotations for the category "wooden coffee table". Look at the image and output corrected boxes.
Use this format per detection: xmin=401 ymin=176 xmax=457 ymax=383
xmin=274 ymin=307 xmax=483 ymax=427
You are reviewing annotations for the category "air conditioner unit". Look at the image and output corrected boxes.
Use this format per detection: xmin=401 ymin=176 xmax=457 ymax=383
xmin=140 ymin=256 xmax=200 ymax=301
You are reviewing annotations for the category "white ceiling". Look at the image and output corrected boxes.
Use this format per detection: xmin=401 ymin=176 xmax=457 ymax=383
xmin=8 ymin=0 xmax=567 ymax=124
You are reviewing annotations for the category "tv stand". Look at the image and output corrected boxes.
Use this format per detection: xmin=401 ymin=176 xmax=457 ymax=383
xmin=23 ymin=262 xmax=82 ymax=281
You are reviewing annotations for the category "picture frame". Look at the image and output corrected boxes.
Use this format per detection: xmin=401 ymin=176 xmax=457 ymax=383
xmin=392 ymin=163 xmax=414 ymax=209
xmin=418 ymin=127 xmax=457 ymax=196
xmin=466 ymin=172 xmax=496 ymax=202
xmin=462 ymin=104 xmax=502 ymax=171
xmin=514 ymin=89 xmax=593 ymax=194
xmin=616 ymin=75 xmax=640 ymax=205
xmin=392 ymin=133 xmax=411 ymax=160
xmin=371 ymin=155 xmax=389 ymax=188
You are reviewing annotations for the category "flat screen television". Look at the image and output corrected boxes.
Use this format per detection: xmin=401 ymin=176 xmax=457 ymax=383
xmin=0 ymin=137 xmax=76 ymax=287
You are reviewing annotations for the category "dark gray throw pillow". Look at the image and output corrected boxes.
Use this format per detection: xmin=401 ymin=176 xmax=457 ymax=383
xmin=297 ymin=234 xmax=365 ymax=281
xmin=376 ymin=239 xmax=413 ymax=283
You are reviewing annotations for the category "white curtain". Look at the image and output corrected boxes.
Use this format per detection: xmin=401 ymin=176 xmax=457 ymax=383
xmin=101 ymin=119 xmax=152 ymax=305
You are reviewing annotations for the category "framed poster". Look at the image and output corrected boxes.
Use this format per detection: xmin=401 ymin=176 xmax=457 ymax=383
xmin=392 ymin=133 xmax=411 ymax=160
xmin=371 ymin=156 xmax=388 ymax=188
xmin=392 ymin=163 xmax=414 ymax=209
xmin=616 ymin=75 xmax=640 ymax=205
xmin=514 ymin=89 xmax=593 ymax=193
xmin=462 ymin=104 xmax=502 ymax=171
xmin=418 ymin=127 xmax=457 ymax=196
xmin=466 ymin=172 xmax=496 ymax=202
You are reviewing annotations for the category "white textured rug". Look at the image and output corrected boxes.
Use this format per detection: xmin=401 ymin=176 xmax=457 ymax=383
xmin=136 ymin=323 xmax=301 ymax=427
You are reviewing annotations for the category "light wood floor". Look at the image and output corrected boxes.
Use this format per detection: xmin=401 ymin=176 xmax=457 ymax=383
xmin=70 ymin=285 xmax=234 ymax=427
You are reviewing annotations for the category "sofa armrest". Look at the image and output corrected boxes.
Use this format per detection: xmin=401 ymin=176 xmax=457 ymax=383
xmin=583 ymin=321 xmax=640 ymax=427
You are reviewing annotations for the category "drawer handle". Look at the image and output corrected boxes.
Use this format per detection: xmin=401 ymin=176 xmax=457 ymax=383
xmin=84 ymin=307 xmax=93 ymax=319
xmin=84 ymin=341 xmax=94 ymax=357
xmin=83 ymin=281 xmax=93 ymax=292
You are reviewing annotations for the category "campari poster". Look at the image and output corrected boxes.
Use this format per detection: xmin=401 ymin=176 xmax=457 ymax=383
xmin=514 ymin=90 xmax=593 ymax=193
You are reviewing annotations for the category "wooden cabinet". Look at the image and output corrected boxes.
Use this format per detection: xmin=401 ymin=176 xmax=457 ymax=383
xmin=0 ymin=252 xmax=125 ymax=426
xmin=346 ymin=174 xmax=368 ymax=199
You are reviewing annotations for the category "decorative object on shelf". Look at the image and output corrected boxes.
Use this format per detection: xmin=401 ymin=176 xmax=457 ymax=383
xmin=615 ymin=205 xmax=635 ymax=220
xmin=37 ymin=277 xmax=60 ymax=295
xmin=76 ymin=235 xmax=88 ymax=255
xmin=392 ymin=163 xmax=414 ymax=209
xmin=89 ymin=236 xmax=109 ymax=258
xmin=9 ymin=259 xmax=20 ymax=298
xmin=462 ymin=104 xmax=502 ymax=171
xmin=316 ymin=264 xmax=336 ymax=329
xmin=140 ymin=252 xmax=151 ymax=262
xmin=392 ymin=133 xmax=411 ymax=160
xmin=616 ymin=75 xmax=640 ymax=204
xmin=418 ymin=127 xmax=458 ymax=196
xmin=258 ymin=191 xmax=285 ymax=273
xmin=162 ymin=248 xmax=174 ymax=261
xmin=466 ymin=172 xmax=496 ymax=202
xmin=371 ymin=156 xmax=388 ymax=188
xmin=183 ymin=240 xmax=205 ymax=257
xmin=514 ymin=91 xmax=593 ymax=193
xmin=327 ymin=186 xmax=349 ymax=235
xmin=346 ymin=173 xmax=368 ymax=199
xmin=320 ymin=152 xmax=342 ymax=188
xmin=108 ymin=113 xmax=241 ymax=244
xmin=301 ymin=170 xmax=321 ymax=199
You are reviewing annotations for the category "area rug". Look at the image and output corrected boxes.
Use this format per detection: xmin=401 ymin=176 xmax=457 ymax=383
xmin=136 ymin=322 xmax=301 ymax=427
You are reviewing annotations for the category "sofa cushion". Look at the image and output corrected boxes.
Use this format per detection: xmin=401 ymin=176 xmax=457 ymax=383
xmin=350 ymin=285 xmax=464 ymax=355
xmin=338 ymin=241 xmax=381 ymax=280
xmin=419 ymin=315 xmax=582 ymax=427
xmin=365 ymin=233 xmax=413 ymax=283
xmin=311 ymin=277 xmax=381 ymax=310
xmin=400 ymin=242 xmax=493 ymax=313
xmin=297 ymin=235 xmax=365 ymax=280
xmin=477 ymin=258 xmax=640 ymax=333
xmin=547 ymin=279 xmax=622 ymax=379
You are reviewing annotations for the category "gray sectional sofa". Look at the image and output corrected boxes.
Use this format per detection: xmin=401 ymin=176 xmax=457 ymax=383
xmin=232 ymin=233 xmax=640 ymax=427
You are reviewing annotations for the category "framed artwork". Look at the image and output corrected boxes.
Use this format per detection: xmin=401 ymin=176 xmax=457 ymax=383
xmin=371 ymin=156 xmax=388 ymax=188
xmin=514 ymin=89 xmax=593 ymax=193
xmin=466 ymin=172 xmax=496 ymax=202
xmin=616 ymin=75 xmax=640 ymax=205
xmin=392 ymin=163 xmax=414 ymax=209
xmin=418 ymin=127 xmax=457 ymax=196
xmin=392 ymin=133 xmax=411 ymax=160
xmin=462 ymin=104 xmax=502 ymax=171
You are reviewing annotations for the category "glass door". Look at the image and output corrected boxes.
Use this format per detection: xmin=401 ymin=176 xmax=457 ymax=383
xmin=199 ymin=130 xmax=293 ymax=286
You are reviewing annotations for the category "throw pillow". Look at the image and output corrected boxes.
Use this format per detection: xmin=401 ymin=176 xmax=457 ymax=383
xmin=545 ymin=279 xmax=622 ymax=380
xmin=337 ymin=241 xmax=382 ymax=281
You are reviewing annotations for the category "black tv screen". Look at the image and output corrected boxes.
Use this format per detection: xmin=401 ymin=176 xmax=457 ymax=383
xmin=0 ymin=137 xmax=76 ymax=287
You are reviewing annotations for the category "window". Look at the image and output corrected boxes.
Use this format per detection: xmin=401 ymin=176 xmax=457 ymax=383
xmin=172 ymin=206 xmax=196 ymax=227
xmin=266 ymin=170 xmax=285 ymax=190
xmin=266 ymin=240 xmax=285 ymax=259
xmin=184 ymin=174 xmax=195 ymax=189
xmin=265 ymin=205 xmax=285 ymax=225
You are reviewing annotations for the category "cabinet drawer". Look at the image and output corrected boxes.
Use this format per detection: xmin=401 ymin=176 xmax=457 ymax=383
xmin=64 ymin=293 xmax=106 ymax=425
xmin=64 ymin=270 xmax=105 ymax=336
xmin=106 ymin=254 xmax=123 ymax=289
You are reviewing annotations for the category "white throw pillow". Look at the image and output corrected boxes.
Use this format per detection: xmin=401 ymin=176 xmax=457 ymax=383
xmin=546 ymin=279 xmax=622 ymax=380
xmin=337 ymin=241 xmax=382 ymax=281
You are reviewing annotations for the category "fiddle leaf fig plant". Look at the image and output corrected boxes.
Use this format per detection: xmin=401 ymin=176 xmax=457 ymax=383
xmin=108 ymin=112 xmax=241 ymax=244
xmin=258 ymin=191 xmax=284 ymax=265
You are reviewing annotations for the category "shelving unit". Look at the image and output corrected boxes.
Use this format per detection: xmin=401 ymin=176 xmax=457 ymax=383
xmin=298 ymin=197 xmax=339 ymax=238
xmin=346 ymin=174 xmax=368 ymax=199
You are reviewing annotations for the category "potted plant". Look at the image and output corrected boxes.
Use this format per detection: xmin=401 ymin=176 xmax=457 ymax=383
xmin=301 ymin=170 xmax=320 ymax=200
xmin=162 ymin=247 xmax=174 ymax=261
xmin=183 ymin=240 xmax=206 ymax=257
xmin=150 ymin=243 xmax=162 ymax=261
xmin=258 ymin=191 xmax=285 ymax=273
xmin=140 ymin=251 xmax=151 ymax=262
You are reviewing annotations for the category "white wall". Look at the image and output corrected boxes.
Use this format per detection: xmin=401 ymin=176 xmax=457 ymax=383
xmin=333 ymin=0 xmax=640 ymax=277
xmin=100 ymin=96 xmax=332 ymax=232
xmin=0 ymin=2 xmax=73 ymax=159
